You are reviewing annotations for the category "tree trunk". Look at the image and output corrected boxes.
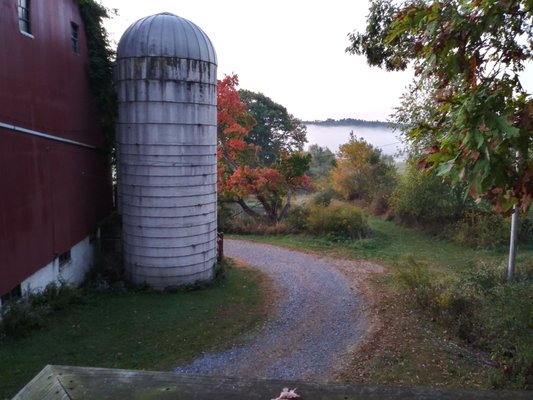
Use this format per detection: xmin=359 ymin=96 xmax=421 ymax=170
xmin=236 ymin=198 xmax=263 ymax=220
xmin=279 ymin=188 xmax=292 ymax=221
xmin=256 ymin=195 xmax=278 ymax=223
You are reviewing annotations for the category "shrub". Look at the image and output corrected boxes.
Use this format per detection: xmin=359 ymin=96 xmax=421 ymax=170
xmin=330 ymin=134 xmax=397 ymax=212
xmin=29 ymin=281 xmax=84 ymax=311
xmin=285 ymin=204 xmax=310 ymax=233
xmin=486 ymin=281 xmax=533 ymax=387
xmin=396 ymin=257 xmax=483 ymax=341
xmin=395 ymin=255 xmax=439 ymax=309
xmin=519 ymin=214 xmax=533 ymax=243
xmin=0 ymin=282 xmax=84 ymax=339
xmin=217 ymin=202 xmax=264 ymax=234
xmin=312 ymin=186 xmax=336 ymax=207
xmin=395 ymin=256 xmax=533 ymax=387
xmin=306 ymin=201 xmax=370 ymax=240
xmin=390 ymin=161 xmax=465 ymax=227
xmin=0 ymin=300 xmax=47 ymax=338
xmin=448 ymin=211 xmax=510 ymax=248
xmin=460 ymin=262 xmax=506 ymax=293
xmin=307 ymin=144 xmax=336 ymax=181
xmin=218 ymin=202 xmax=237 ymax=232
xmin=435 ymin=285 xmax=484 ymax=343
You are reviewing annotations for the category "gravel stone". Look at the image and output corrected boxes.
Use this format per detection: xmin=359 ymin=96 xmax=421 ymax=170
xmin=175 ymin=239 xmax=369 ymax=382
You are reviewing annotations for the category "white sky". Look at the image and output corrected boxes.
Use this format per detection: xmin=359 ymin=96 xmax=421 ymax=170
xmin=100 ymin=0 xmax=533 ymax=122
xmin=101 ymin=0 xmax=413 ymax=122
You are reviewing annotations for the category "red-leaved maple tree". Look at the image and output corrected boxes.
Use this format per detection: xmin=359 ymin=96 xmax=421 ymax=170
xmin=217 ymin=75 xmax=312 ymax=223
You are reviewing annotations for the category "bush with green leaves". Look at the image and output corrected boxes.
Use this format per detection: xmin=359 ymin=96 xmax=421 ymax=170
xmin=447 ymin=211 xmax=510 ymax=249
xmin=306 ymin=144 xmax=336 ymax=182
xmin=0 ymin=282 xmax=84 ymax=339
xmin=390 ymin=161 xmax=466 ymax=227
xmin=0 ymin=300 xmax=47 ymax=339
xmin=306 ymin=201 xmax=370 ymax=240
xmin=519 ymin=213 xmax=533 ymax=243
xmin=285 ymin=204 xmax=310 ymax=233
xmin=311 ymin=185 xmax=337 ymax=207
xmin=486 ymin=281 xmax=533 ymax=388
xmin=396 ymin=256 xmax=533 ymax=388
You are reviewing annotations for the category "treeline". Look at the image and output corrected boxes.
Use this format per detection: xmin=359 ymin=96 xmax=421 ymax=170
xmin=303 ymin=118 xmax=391 ymax=128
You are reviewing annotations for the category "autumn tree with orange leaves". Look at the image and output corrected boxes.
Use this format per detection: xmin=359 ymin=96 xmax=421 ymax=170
xmin=331 ymin=133 xmax=397 ymax=213
xmin=217 ymin=75 xmax=312 ymax=223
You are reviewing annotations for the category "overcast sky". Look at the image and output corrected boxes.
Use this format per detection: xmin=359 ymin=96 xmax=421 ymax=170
xmin=101 ymin=0 xmax=533 ymax=123
xmin=101 ymin=0 xmax=414 ymax=122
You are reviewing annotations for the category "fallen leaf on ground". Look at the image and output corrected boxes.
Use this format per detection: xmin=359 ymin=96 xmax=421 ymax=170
xmin=271 ymin=387 xmax=300 ymax=399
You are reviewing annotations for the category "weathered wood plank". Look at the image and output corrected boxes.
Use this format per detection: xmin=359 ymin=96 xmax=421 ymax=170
xmin=12 ymin=366 xmax=70 ymax=400
xmin=12 ymin=365 xmax=533 ymax=400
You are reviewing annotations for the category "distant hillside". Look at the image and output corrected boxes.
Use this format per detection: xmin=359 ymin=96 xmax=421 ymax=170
xmin=303 ymin=118 xmax=391 ymax=128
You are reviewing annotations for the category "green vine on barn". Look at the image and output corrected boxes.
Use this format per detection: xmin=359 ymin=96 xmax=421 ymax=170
xmin=75 ymin=0 xmax=117 ymax=156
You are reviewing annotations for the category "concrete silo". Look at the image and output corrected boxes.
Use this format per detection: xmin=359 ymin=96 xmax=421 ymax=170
xmin=115 ymin=13 xmax=218 ymax=288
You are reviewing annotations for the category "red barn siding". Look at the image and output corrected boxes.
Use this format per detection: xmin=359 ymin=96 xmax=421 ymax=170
xmin=0 ymin=0 xmax=113 ymax=296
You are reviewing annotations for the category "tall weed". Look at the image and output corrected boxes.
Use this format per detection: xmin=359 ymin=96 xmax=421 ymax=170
xmin=448 ymin=212 xmax=510 ymax=248
xmin=395 ymin=257 xmax=533 ymax=388
xmin=306 ymin=201 xmax=370 ymax=240
xmin=485 ymin=282 xmax=533 ymax=387
xmin=0 ymin=282 xmax=84 ymax=339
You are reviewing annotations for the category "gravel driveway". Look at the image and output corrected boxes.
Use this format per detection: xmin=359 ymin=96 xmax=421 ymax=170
xmin=175 ymin=239 xmax=374 ymax=382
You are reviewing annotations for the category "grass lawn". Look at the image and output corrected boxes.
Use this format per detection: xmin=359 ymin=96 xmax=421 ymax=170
xmin=229 ymin=215 xmax=533 ymax=272
xmin=0 ymin=263 xmax=270 ymax=400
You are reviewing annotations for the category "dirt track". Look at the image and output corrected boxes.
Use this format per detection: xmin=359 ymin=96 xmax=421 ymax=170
xmin=175 ymin=239 xmax=384 ymax=381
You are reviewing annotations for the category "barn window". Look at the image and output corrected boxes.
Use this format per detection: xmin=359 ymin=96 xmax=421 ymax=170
xmin=18 ymin=0 xmax=31 ymax=35
xmin=71 ymin=22 xmax=80 ymax=54
xmin=1 ymin=284 xmax=22 ymax=305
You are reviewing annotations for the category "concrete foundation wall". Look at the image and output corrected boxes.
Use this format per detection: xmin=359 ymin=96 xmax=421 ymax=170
xmin=21 ymin=232 xmax=98 ymax=298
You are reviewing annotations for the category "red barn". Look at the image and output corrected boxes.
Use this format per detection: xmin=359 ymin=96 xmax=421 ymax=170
xmin=0 ymin=0 xmax=113 ymax=303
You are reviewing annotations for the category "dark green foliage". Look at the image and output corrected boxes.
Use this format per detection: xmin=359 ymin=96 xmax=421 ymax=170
xmin=239 ymin=90 xmax=307 ymax=165
xmin=305 ymin=118 xmax=391 ymax=128
xmin=396 ymin=255 xmax=438 ymax=309
xmin=75 ymin=0 xmax=117 ymax=153
xmin=220 ymin=199 xmax=371 ymax=241
xmin=347 ymin=0 xmax=410 ymax=70
xmin=519 ymin=213 xmax=533 ymax=242
xmin=28 ymin=281 xmax=84 ymax=311
xmin=306 ymin=144 xmax=336 ymax=181
xmin=0 ymin=300 xmax=46 ymax=339
xmin=83 ymin=213 xmax=125 ymax=291
xmin=0 ymin=282 xmax=84 ymax=339
xmin=218 ymin=203 xmax=237 ymax=233
xmin=391 ymin=161 xmax=466 ymax=227
xmin=391 ymin=161 xmax=533 ymax=248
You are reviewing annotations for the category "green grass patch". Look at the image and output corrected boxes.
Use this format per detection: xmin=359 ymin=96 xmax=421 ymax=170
xmin=0 ymin=263 xmax=268 ymax=399
xmin=228 ymin=215 xmax=522 ymax=271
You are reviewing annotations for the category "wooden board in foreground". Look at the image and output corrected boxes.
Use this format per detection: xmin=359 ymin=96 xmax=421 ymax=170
xmin=12 ymin=365 xmax=532 ymax=400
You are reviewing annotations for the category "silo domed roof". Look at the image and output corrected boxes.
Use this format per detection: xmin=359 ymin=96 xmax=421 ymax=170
xmin=117 ymin=13 xmax=217 ymax=64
